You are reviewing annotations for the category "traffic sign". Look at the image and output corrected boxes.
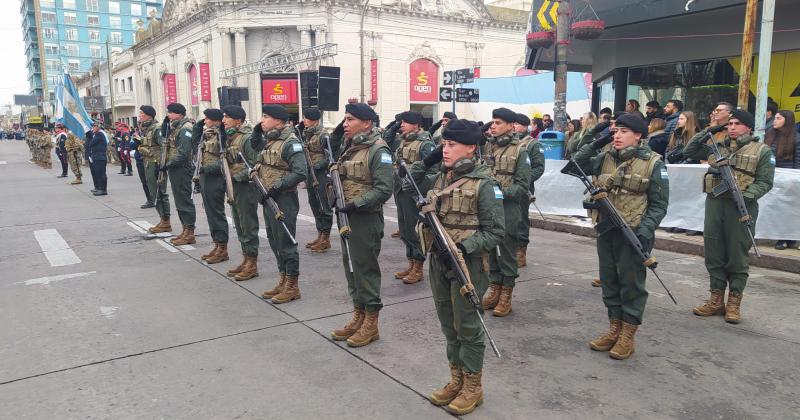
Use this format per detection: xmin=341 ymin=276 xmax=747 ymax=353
xmin=443 ymin=71 xmax=454 ymax=86
xmin=439 ymin=87 xmax=453 ymax=102
xmin=456 ymin=88 xmax=479 ymax=103
xmin=536 ymin=0 xmax=559 ymax=31
xmin=454 ymin=68 xmax=475 ymax=84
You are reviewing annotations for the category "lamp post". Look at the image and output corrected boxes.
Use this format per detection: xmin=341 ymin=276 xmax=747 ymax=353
xmin=359 ymin=0 xmax=370 ymax=103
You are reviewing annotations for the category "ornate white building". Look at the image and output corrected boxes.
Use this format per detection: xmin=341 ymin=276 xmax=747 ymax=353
xmin=129 ymin=0 xmax=527 ymax=125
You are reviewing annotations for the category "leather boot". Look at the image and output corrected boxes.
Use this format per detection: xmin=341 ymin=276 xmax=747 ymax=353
xmin=591 ymin=279 xmax=602 ymax=287
xmin=310 ymin=231 xmax=331 ymax=253
xmin=234 ymin=255 xmax=258 ymax=281
xmin=305 ymin=231 xmax=322 ymax=249
xmin=482 ymin=284 xmax=501 ymax=310
xmin=169 ymin=226 xmax=187 ymax=245
xmin=70 ymin=177 xmax=82 ymax=185
xmin=403 ymin=259 xmax=424 ymax=284
xmin=391 ymin=230 xmax=401 ymax=238
xmin=724 ymin=291 xmax=743 ymax=324
xmin=609 ymin=322 xmax=638 ymax=360
xmin=206 ymin=243 xmax=229 ymax=264
xmin=693 ymin=289 xmax=726 ymax=317
xmin=446 ymin=371 xmax=483 ymax=415
xmin=272 ymin=275 xmax=300 ymax=304
xmin=171 ymin=226 xmax=196 ymax=246
xmin=331 ymin=307 xmax=365 ymax=341
xmin=589 ymin=319 xmax=623 ymax=351
xmin=492 ymin=286 xmax=513 ymax=317
xmin=347 ymin=310 xmax=379 ymax=347
xmin=148 ymin=217 xmax=172 ymax=234
xmin=394 ymin=258 xmax=414 ymax=279
xmin=517 ymin=247 xmax=527 ymax=267
xmin=429 ymin=363 xmax=463 ymax=406
xmin=226 ymin=256 xmax=247 ymax=277
xmin=201 ymin=243 xmax=220 ymax=261
xmin=261 ymin=273 xmax=287 ymax=299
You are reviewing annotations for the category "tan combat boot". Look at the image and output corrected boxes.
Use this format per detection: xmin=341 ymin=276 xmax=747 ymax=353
xmin=482 ymin=284 xmax=501 ymax=310
xmin=724 ymin=291 xmax=743 ymax=324
xmin=305 ymin=231 xmax=322 ymax=249
xmin=693 ymin=289 xmax=726 ymax=317
xmin=206 ymin=243 xmax=229 ymax=264
xmin=429 ymin=363 xmax=463 ymax=406
xmin=261 ymin=273 xmax=287 ymax=299
xmin=331 ymin=307 xmax=365 ymax=341
xmin=403 ymin=260 xmax=424 ymax=284
xmin=272 ymin=275 xmax=301 ymax=304
xmin=590 ymin=319 xmax=623 ymax=351
xmin=609 ymin=322 xmax=638 ymax=360
xmin=70 ymin=177 xmax=82 ymax=185
xmin=591 ymin=279 xmax=602 ymax=287
xmin=170 ymin=226 xmax=187 ymax=245
xmin=391 ymin=230 xmax=401 ymax=238
xmin=347 ymin=310 xmax=379 ymax=347
xmin=148 ymin=217 xmax=172 ymax=234
xmin=171 ymin=226 xmax=196 ymax=246
xmin=310 ymin=231 xmax=331 ymax=253
xmin=394 ymin=259 xmax=414 ymax=279
xmin=234 ymin=255 xmax=258 ymax=281
xmin=517 ymin=247 xmax=527 ymax=267
xmin=492 ymin=286 xmax=513 ymax=317
xmin=446 ymin=371 xmax=483 ymax=415
xmin=201 ymin=243 xmax=220 ymax=261
xmin=227 ymin=257 xmax=247 ymax=277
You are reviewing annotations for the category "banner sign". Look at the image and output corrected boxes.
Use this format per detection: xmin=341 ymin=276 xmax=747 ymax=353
xmin=261 ymin=79 xmax=298 ymax=104
xmin=162 ymin=73 xmax=177 ymax=107
xmin=370 ymin=59 xmax=378 ymax=102
xmin=188 ymin=65 xmax=199 ymax=106
xmin=199 ymin=63 xmax=212 ymax=101
xmin=409 ymin=59 xmax=438 ymax=102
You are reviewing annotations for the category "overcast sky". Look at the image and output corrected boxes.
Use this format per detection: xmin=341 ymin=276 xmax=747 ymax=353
xmin=0 ymin=2 xmax=31 ymax=107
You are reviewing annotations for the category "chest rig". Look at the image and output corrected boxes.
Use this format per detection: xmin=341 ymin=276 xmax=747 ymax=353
xmin=165 ymin=119 xmax=192 ymax=161
xmin=704 ymin=136 xmax=767 ymax=195
xmin=224 ymin=124 xmax=252 ymax=179
xmin=591 ymin=151 xmax=660 ymax=228
xmin=395 ymin=130 xmax=426 ymax=164
xmin=257 ymin=126 xmax=297 ymax=190
xmin=304 ymin=125 xmax=326 ymax=166
xmin=200 ymin=126 xmax=221 ymax=167
xmin=489 ymin=135 xmax=525 ymax=190
xmin=332 ymin=130 xmax=387 ymax=211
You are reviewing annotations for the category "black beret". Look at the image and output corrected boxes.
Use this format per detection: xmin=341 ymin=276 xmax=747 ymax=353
xmin=223 ymin=105 xmax=246 ymax=121
xmin=345 ymin=103 xmax=377 ymax=122
xmin=203 ymin=108 xmax=224 ymax=121
xmin=731 ymin=109 xmax=755 ymax=129
xmin=303 ymin=107 xmax=321 ymax=121
xmin=166 ymin=103 xmax=186 ymax=115
xmin=443 ymin=112 xmax=457 ymax=120
xmin=480 ymin=122 xmax=492 ymax=133
xmin=139 ymin=105 xmax=156 ymax=118
xmin=615 ymin=113 xmax=648 ymax=136
xmin=442 ymin=119 xmax=482 ymax=145
xmin=492 ymin=107 xmax=516 ymax=123
xmin=401 ymin=111 xmax=423 ymax=125
xmin=515 ymin=113 xmax=531 ymax=126
xmin=262 ymin=104 xmax=289 ymax=121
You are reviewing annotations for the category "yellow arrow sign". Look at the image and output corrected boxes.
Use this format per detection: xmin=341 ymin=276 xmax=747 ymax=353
xmin=536 ymin=0 xmax=559 ymax=31
xmin=537 ymin=0 xmax=552 ymax=30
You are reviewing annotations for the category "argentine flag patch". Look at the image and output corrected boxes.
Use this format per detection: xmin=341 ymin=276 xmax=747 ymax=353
xmin=660 ymin=168 xmax=669 ymax=179
xmin=526 ymin=156 xmax=531 ymax=165
xmin=185 ymin=131 xmax=192 ymax=138
xmin=292 ymin=143 xmax=302 ymax=152
xmin=380 ymin=152 xmax=392 ymax=164
xmin=769 ymin=155 xmax=776 ymax=165
xmin=493 ymin=185 xmax=504 ymax=199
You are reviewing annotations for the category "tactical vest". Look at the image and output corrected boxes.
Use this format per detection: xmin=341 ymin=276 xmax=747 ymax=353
xmin=165 ymin=119 xmax=193 ymax=161
xmin=490 ymin=137 xmax=525 ymax=190
xmin=224 ymin=124 xmax=253 ymax=180
xmin=138 ymin=122 xmax=161 ymax=163
xmin=591 ymin=152 xmax=661 ymax=228
xmin=304 ymin=126 xmax=326 ymax=166
xmin=703 ymin=136 xmax=767 ymax=195
xmin=257 ymin=127 xmax=298 ymax=191
xmin=200 ymin=127 xmax=221 ymax=167
xmin=428 ymin=174 xmax=482 ymax=243
xmin=334 ymin=132 xmax=388 ymax=212
xmin=395 ymin=131 xmax=426 ymax=164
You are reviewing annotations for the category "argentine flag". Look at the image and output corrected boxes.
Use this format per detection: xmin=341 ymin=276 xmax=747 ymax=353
xmin=54 ymin=72 xmax=93 ymax=137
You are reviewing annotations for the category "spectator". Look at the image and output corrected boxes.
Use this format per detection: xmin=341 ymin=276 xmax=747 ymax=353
xmin=665 ymin=111 xmax=700 ymax=164
xmin=646 ymin=118 xmax=669 ymax=158
xmin=564 ymin=119 xmax=581 ymax=158
xmin=565 ymin=112 xmax=597 ymax=158
xmin=765 ymin=103 xmax=778 ymax=129
xmin=598 ymin=107 xmax=612 ymax=123
xmin=530 ymin=117 xmax=544 ymax=139
xmin=663 ymin=99 xmax=684 ymax=137
xmin=764 ymin=110 xmax=800 ymax=250
xmin=709 ymin=101 xmax=733 ymax=141
xmin=625 ymin=99 xmax=645 ymax=120
xmin=645 ymin=101 xmax=664 ymax=123
xmin=541 ymin=114 xmax=554 ymax=130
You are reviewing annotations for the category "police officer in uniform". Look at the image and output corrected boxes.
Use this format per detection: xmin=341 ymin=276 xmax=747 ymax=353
xmin=137 ymin=105 xmax=172 ymax=235
xmin=330 ymin=103 xmax=394 ymax=348
xmin=480 ymin=107 xmax=533 ymax=317
xmin=159 ymin=103 xmax=197 ymax=246
xmin=513 ymin=113 xmax=545 ymax=267
xmin=302 ymin=107 xmax=339 ymax=253
xmin=572 ymin=113 xmax=669 ymax=360
xmin=55 ymin=124 xmax=69 ymax=177
xmin=409 ymin=119 xmax=504 ymax=415
xmin=64 ymin=125 xmax=84 ymax=184
xmin=194 ymin=108 xmax=230 ymax=265
xmin=85 ymin=120 xmax=109 ymax=195
xmin=685 ymin=109 xmax=774 ymax=323
xmin=393 ymin=111 xmax=435 ymax=284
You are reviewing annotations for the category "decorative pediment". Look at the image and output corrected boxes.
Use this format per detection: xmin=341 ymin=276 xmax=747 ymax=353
xmin=376 ymin=0 xmax=491 ymax=19
xmin=407 ymin=41 xmax=442 ymax=65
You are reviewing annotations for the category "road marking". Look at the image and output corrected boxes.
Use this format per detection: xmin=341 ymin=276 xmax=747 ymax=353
xmin=13 ymin=271 xmax=96 ymax=286
xmin=385 ymin=215 xmax=398 ymax=223
xmin=33 ymin=229 xmax=81 ymax=267
xmin=129 ymin=220 xmax=193 ymax=251
xmin=297 ymin=214 xmax=316 ymax=224
xmin=155 ymin=239 xmax=179 ymax=253
xmin=127 ymin=221 xmax=146 ymax=233
xmin=0 ymin=161 xmax=7 ymax=165
xmin=100 ymin=306 xmax=119 ymax=319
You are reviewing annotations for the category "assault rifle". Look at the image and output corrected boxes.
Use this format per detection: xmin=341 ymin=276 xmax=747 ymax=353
xmin=238 ymin=152 xmax=297 ymax=245
xmin=157 ymin=121 xmax=170 ymax=185
xmin=323 ymin=134 xmax=354 ymax=273
xmin=191 ymin=140 xmax=203 ymax=193
xmin=398 ymin=160 xmax=502 ymax=358
xmin=295 ymin=124 xmax=328 ymax=211
xmin=562 ymin=158 xmax=678 ymax=305
xmin=219 ymin=129 xmax=235 ymax=204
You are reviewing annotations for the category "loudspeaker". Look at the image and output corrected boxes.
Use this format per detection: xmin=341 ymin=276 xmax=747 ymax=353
xmin=218 ymin=87 xmax=249 ymax=107
xmin=299 ymin=71 xmax=319 ymax=108
xmin=318 ymin=66 xmax=340 ymax=111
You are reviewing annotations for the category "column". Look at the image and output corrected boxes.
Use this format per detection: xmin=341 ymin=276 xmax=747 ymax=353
xmin=233 ymin=28 xmax=247 ymax=87
xmin=218 ymin=28 xmax=233 ymax=87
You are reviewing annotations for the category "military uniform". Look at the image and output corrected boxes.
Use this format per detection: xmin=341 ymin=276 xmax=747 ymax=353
xmin=516 ymin=131 xmax=546 ymax=266
xmin=196 ymin=118 xmax=230 ymax=264
xmin=40 ymin=131 xmax=53 ymax=168
xmin=684 ymin=118 xmax=774 ymax=323
xmin=138 ymin=118 xmax=172 ymax=233
xmin=303 ymin=122 xmax=338 ymax=252
xmin=64 ymin=131 xmax=84 ymax=184
xmin=55 ymin=130 xmax=69 ymax=177
xmin=161 ymin=116 xmax=197 ymax=245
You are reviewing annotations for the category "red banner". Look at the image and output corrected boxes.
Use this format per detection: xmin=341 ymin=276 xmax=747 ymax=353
xmin=474 ymin=67 xmax=481 ymax=78
xmin=199 ymin=63 xmax=211 ymax=101
xmin=409 ymin=59 xmax=438 ymax=102
xmin=261 ymin=79 xmax=298 ymax=104
xmin=188 ymin=65 xmax=199 ymax=106
xmin=370 ymin=59 xmax=378 ymax=102
xmin=162 ymin=73 xmax=177 ymax=107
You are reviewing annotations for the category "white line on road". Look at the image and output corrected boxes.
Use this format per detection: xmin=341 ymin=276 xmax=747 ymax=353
xmin=0 ymin=161 xmax=7 ymax=164
xmin=127 ymin=221 xmax=146 ymax=233
xmin=33 ymin=229 xmax=81 ymax=267
xmin=13 ymin=271 xmax=96 ymax=286
xmin=384 ymin=216 xmax=398 ymax=223
xmin=297 ymin=214 xmax=316 ymax=224
xmin=128 ymin=220 xmax=192 ymax=252
xmin=155 ymin=239 xmax=179 ymax=253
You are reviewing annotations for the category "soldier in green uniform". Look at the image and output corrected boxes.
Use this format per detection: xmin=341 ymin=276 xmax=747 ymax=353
xmin=137 ymin=105 xmax=172 ymax=235
xmin=222 ymin=105 xmax=263 ymax=281
xmin=301 ymin=107 xmax=338 ymax=253
xmin=429 ymin=111 xmax=457 ymax=144
xmin=409 ymin=119 xmax=504 ymax=415
xmin=513 ymin=113 xmax=545 ymax=267
xmin=572 ymin=113 xmax=669 ymax=360
xmin=480 ymin=107 xmax=533 ymax=317
xmin=64 ymin=126 xmax=84 ymax=184
xmin=393 ymin=111 xmax=435 ymax=284
xmin=330 ymin=103 xmax=394 ymax=348
xmin=685 ymin=110 xmax=774 ymax=323
xmin=158 ymin=103 xmax=197 ymax=246
xmin=250 ymin=105 xmax=308 ymax=304
xmin=194 ymin=108 xmax=230 ymax=265
xmin=40 ymin=129 xmax=53 ymax=169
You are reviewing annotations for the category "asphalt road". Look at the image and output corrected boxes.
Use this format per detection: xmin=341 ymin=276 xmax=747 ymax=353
xmin=1 ymin=141 xmax=798 ymax=419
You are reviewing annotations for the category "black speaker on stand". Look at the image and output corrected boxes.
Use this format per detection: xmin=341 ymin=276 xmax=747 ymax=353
xmin=318 ymin=66 xmax=340 ymax=111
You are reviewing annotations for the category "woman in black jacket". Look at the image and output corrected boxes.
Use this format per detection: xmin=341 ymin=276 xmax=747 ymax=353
xmin=765 ymin=110 xmax=800 ymax=250
xmin=665 ymin=111 xmax=700 ymax=164
xmin=646 ymin=118 xmax=669 ymax=158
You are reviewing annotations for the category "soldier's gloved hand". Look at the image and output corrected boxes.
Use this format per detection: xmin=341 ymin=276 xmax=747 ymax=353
xmin=248 ymin=169 xmax=259 ymax=181
xmin=396 ymin=161 xmax=408 ymax=178
xmin=339 ymin=201 xmax=357 ymax=213
xmin=266 ymin=185 xmax=280 ymax=199
xmin=592 ymin=131 xmax=614 ymax=150
xmin=592 ymin=122 xmax=611 ymax=135
xmin=456 ymin=242 xmax=468 ymax=256
xmin=709 ymin=124 xmax=727 ymax=134
xmin=296 ymin=121 xmax=305 ymax=133
xmin=160 ymin=119 xmax=170 ymax=137
xmin=636 ymin=233 xmax=651 ymax=252
xmin=192 ymin=119 xmax=205 ymax=138
xmin=252 ymin=122 xmax=264 ymax=137
xmin=423 ymin=145 xmax=444 ymax=168
xmin=333 ymin=120 xmax=345 ymax=137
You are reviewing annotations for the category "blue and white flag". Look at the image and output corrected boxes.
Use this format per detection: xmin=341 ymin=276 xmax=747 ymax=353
xmin=54 ymin=72 xmax=93 ymax=137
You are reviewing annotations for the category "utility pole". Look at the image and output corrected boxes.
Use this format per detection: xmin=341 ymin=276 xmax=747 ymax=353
xmin=754 ymin=0 xmax=775 ymax=139
xmin=106 ymin=38 xmax=116 ymax=124
xmin=553 ymin=0 xmax=570 ymax=132
xmin=359 ymin=0 xmax=371 ymax=103
xmin=737 ymin=0 xmax=758 ymax=110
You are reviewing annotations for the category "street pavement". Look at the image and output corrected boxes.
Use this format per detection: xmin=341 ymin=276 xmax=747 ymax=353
xmin=1 ymin=140 xmax=798 ymax=419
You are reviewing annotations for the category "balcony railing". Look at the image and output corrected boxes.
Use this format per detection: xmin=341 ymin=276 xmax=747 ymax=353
xmin=115 ymin=91 xmax=135 ymax=107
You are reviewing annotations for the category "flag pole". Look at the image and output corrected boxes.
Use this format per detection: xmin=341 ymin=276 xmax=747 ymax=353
xmin=106 ymin=38 xmax=116 ymax=125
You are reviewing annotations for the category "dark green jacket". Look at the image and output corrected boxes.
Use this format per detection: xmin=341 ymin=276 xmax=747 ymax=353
xmin=344 ymin=128 xmax=394 ymax=210
xmin=163 ymin=117 xmax=194 ymax=170
xmin=246 ymin=125 xmax=308 ymax=191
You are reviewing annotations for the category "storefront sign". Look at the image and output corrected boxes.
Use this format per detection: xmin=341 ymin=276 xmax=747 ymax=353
xmin=199 ymin=63 xmax=212 ymax=101
xmin=409 ymin=59 xmax=438 ymax=102
xmin=188 ymin=65 xmax=199 ymax=107
xmin=162 ymin=73 xmax=177 ymax=107
xmin=262 ymin=78 xmax=298 ymax=104
xmin=370 ymin=59 xmax=378 ymax=102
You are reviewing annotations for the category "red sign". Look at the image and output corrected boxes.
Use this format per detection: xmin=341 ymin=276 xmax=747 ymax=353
xmin=199 ymin=63 xmax=211 ymax=101
xmin=162 ymin=73 xmax=177 ymax=107
xmin=474 ymin=67 xmax=481 ymax=78
xmin=188 ymin=65 xmax=199 ymax=106
xmin=370 ymin=59 xmax=378 ymax=102
xmin=261 ymin=79 xmax=298 ymax=104
xmin=409 ymin=59 xmax=438 ymax=102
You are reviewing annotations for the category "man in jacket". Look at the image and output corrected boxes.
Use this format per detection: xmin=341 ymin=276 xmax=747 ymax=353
xmin=663 ymin=99 xmax=683 ymax=137
xmin=86 ymin=120 xmax=109 ymax=196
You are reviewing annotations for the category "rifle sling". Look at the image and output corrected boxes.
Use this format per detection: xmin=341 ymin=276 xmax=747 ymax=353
xmin=420 ymin=177 xmax=471 ymax=213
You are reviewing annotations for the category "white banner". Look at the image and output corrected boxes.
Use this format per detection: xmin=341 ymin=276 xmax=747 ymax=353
xmin=535 ymin=160 xmax=800 ymax=240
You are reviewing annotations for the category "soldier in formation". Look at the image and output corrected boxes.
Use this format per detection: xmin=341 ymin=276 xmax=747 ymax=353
xmin=194 ymin=108 xmax=230 ymax=265
xmin=512 ymin=113 xmax=545 ymax=268
xmin=160 ymin=103 xmax=197 ymax=246
xmin=137 ymin=105 xmax=172 ymax=235
xmin=301 ymin=107 xmax=339 ymax=253
xmin=55 ymin=124 xmax=69 ymax=178
xmin=64 ymin=125 xmax=84 ymax=185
